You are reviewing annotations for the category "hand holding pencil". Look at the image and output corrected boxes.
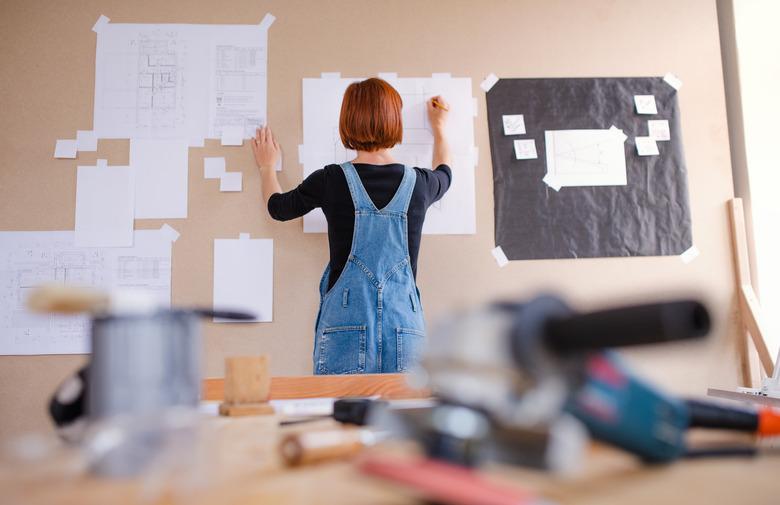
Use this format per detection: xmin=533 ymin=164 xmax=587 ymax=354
xmin=427 ymin=95 xmax=450 ymax=133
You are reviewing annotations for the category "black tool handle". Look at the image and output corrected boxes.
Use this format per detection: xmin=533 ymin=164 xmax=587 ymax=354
xmin=194 ymin=309 xmax=257 ymax=321
xmin=544 ymin=300 xmax=710 ymax=352
xmin=685 ymin=399 xmax=759 ymax=432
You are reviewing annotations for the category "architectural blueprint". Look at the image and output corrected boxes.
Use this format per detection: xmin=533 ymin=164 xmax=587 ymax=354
xmin=93 ymin=18 xmax=271 ymax=144
xmin=543 ymin=129 xmax=627 ymax=188
xmin=0 ymin=229 xmax=174 ymax=355
xmin=299 ymin=74 xmax=478 ymax=234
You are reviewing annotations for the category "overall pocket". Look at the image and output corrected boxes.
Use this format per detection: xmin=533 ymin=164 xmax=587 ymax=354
xmin=396 ymin=327 xmax=426 ymax=372
xmin=317 ymin=325 xmax=367 ymax=375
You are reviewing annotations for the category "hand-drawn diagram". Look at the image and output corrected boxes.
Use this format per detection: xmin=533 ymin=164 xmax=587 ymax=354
xmin=300 ymin=75 xmax=477 ymax=234
xmin=544 ymin=129 xmax=627 ymax=188
xmin=0 ymin=230 xmax=173 ymax=355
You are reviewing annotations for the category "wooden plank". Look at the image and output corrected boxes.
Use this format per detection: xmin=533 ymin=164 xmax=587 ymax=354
xmin=728 ymin=198 xmax=752 ymax=286
xmin=740 ymin=284 xmax=775 ymax=376
xmin=707 ymin=387 xmax=780 ymax=408
xmin=203 ymin=373 xmax=430 ymax=402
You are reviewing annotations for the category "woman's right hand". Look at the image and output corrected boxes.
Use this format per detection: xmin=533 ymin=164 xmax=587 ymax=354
xmin=252 ymin=125 xmax=281 ymax=172
xmin=427 ymin=95 xmax=449 ymax=134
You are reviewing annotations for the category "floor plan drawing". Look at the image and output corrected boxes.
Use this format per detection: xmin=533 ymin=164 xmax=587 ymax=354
xmin=93 ymin=20 xmax=271 ymax=143
xmin=543 ymin=129 xmax=627 ymax=188
xmin=300 ymin=74 xmax=477 ymax=235
xmin=0 ymin=230 xmax=173 ymax=355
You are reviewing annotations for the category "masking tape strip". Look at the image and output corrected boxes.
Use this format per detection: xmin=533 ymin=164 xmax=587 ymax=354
xmin=491 ymin=246 xmax=509 ymax=268
xmin=378 ymin=72 xmax=398 ymax=80
xmin=92 ymin=15 xmax=110 ymax=33
xmin=663 ymin=72 xmax=683 ymax=90
xmin=543 ymin=173 xmax=561 ymax=192
xmin=258 ymin=13 xmax=276 ymax=31
xmin=160 ymin=224 xmax=180 ymax=243
xmin=431 ymin=73 xmax=451 ymax=79
xmin=239 ymin=233 xmax=250 ymax=240
xmin=321 ymin=72 xmax=341 ymax=79
xmin=480 ymin=73 xmax=499 ymax=92
xmin=680 ymin=245 xmax=699 ymax=264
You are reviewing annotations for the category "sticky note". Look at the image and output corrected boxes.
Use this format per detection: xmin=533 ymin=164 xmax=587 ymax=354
xmin=634 ymin=95 xmax=658 ymax=115
xmin=514 ymin=139 xmax=537 ymax=160
xmin=221 ymin=126 xmax=244 ymax=146
xmin=502 ymin=115 xmax=526 ymax=136
xmin=491 ymin=246 xmax=509 ymax=268
xmin=647 ymin=120 xmax=670 ymax=141
xmin=220 ymin=172 xmax=243 ymax=192
xmin=635 ymin=137 xmax=659 ymax=156
xmin=76 ymin=130 xmax=98 ymax=151
xmin=204 ymin=157 xmax=226 ymax=179
xmin=54 ymin=139 xmax=77 ymax=159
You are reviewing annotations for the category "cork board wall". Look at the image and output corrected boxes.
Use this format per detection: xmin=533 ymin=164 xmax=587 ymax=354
xmin=0 ymin=0 xmax=740 ymax=438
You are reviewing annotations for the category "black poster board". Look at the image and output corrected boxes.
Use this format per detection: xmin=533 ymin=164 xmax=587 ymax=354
xmin=485 ymin=77 xmax=692 ymax=260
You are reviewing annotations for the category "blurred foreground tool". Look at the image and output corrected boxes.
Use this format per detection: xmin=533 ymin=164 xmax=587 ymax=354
xmin=219 ymin=356 xmax=275 ymax=416
xmin=359 ymin=455 xmax=543 ymax=505
xmin=279 ymin=427 xmax=384 ymax=466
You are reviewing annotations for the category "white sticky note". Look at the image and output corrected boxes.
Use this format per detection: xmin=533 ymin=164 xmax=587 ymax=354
xmin=54 ymin=139 xmax=77 ymax=159
xmin=213 ymin=237 xmax=273 ymax=322
xmin=221 ymin=126 xmax=244 ymax=146
xmin=514 ymin=139 xmax=537 ymax=160
xmin=75 ymin=165 xmax=135 ymax=247
xmin=96 ymin=158 xmax=108 ymax=168
xmin=129 ymin=139 xmax=189 ymax=219
xmin=680 ymin=245 xmax=699 ymax=264
xmin=634 ymin=95 xmax=657 ymax=115
xmin=608 ymin=125 xmax=628 ymax=143
xmin=503 ymin=115 xmax=526 ymax=136
xmin=204 ymin=157 xmax=226 ymax=179
xmin=76 ymin=130 xmax=98 ymax=152
xmin=663 ymin=72 xmax=683 ymax=90
xmin=543 ymin=173 xmax=562 ymax=191
xmin=220 ymin=172 xmax=242 ymax=192
xmin=480 ymin=73 xmax=499 ymax=92
xmin=635 ymin=136 xmax=659 ymax=156
xmin=491 ymin=246 xmax=509 ymax=268
xmin=647 ymin=120 xmax=671 ymax=141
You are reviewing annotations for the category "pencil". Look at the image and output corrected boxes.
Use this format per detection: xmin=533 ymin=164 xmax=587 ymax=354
xmin=431 ymin=98 xmax=449 ymax=111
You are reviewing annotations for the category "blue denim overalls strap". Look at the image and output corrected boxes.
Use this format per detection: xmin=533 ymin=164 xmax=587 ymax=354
xmin=313 ymin=162 xmax=426 ymax=374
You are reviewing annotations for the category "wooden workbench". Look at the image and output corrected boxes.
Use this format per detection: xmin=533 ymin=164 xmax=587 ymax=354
xmin=3 ymin=412 xmax=778 ymax=505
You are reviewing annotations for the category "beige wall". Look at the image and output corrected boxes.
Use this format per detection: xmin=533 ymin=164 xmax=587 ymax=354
xmin=0 ymin=0 xmax=740 ymax=440
xmin=718 ymin=0 xmax=780 ymax=360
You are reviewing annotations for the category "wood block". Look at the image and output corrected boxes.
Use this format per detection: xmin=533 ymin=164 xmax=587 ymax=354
xmin=218 ymin=402 xmax=275 ymax=417
xmin=223 ymin=356 xmax=271 ymax=404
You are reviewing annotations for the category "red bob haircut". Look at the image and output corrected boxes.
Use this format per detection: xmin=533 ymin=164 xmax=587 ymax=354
xmin=339 ymin=78 xmax=403 ymax=152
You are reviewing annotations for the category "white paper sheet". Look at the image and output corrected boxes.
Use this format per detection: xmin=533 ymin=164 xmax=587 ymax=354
xmin=220 ymin=125 xmax=244 ymax=146
xmin=204 ymin=157 xmax=226 ymax=179
xmin=503 ymin=114 xmax=526 ymax=135
xmin=129 ymin=138 xmax=189 ymax=218
xmin=75 ymin=164 xmax=135 ymax=247
xmin=543 ymin=129 xmax=627 ymax=188
xmin=513 ymin=139 xmax=537 ymax=160
xmin=219 ymin=171 xmax=242 ymax=191
xmin=76 ymin=130 xmax=98 ymax=151
xmin=93 ymin=19 xmax=270 ymax=141
xmin=54 ymin=139 xmax=77 ymax=159
xmin=213 ymin=235 xmax=273 ymax=322
xmin=0 ymin=229 xmax=173 ymax=355
xmin=299 ymin=75 xmax=477 ymax=234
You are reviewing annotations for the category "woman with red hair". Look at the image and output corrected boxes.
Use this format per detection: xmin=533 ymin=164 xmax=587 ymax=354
xmin=252 ymin=78 xmax=452 ymax=374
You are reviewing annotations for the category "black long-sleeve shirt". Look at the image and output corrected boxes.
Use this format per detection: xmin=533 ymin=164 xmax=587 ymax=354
xmin=268 ymin=163 xmax=452 ymax=290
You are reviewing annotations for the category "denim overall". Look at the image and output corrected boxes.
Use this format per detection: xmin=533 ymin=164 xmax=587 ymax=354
xmin=313 ymin=162 xmax=426 ymax=374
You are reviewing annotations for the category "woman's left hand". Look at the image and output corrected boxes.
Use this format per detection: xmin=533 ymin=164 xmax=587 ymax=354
xmin=252 ymin=126 xmax=281 ymax=171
